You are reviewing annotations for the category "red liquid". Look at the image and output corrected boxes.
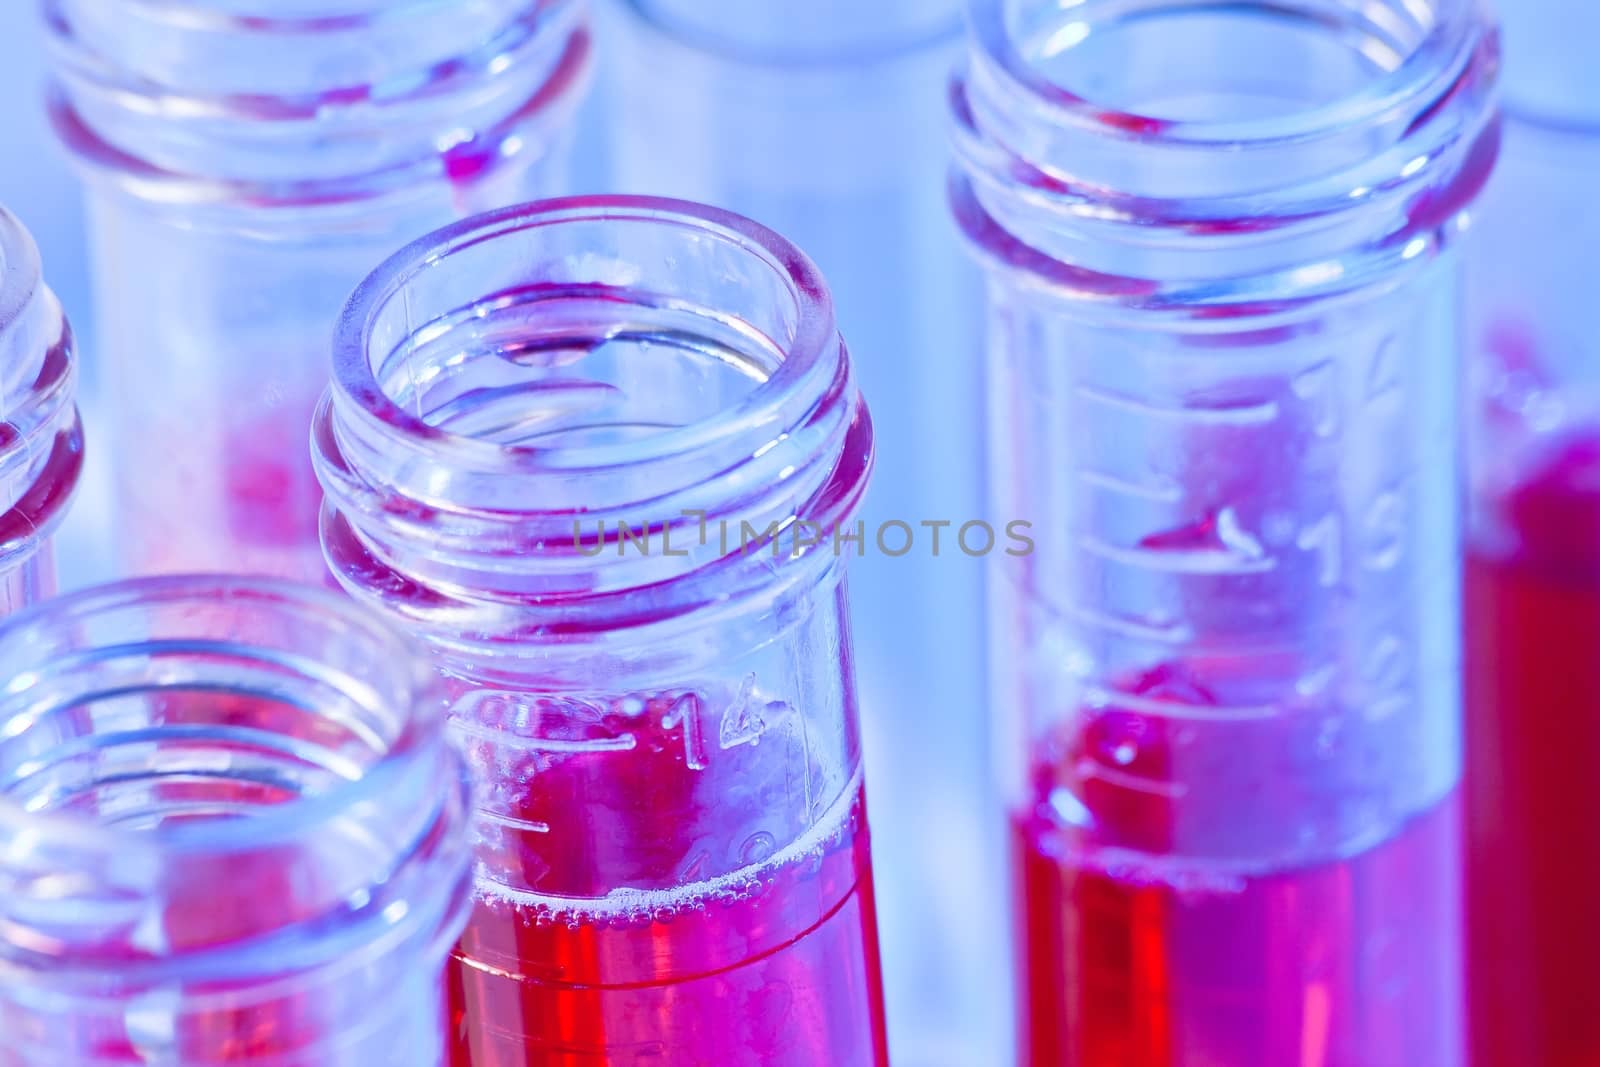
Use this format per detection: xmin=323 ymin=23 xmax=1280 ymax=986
xmin=446 ymin=697 xmax=889 ymax=1067
xmin=1014 ymin=669 xmax=1463 ymax=1066
xmin=1466 ymin=434 xmax=1600 ymax=1067
xmin=1015 ymin=798 xmax=1462 ymax=1067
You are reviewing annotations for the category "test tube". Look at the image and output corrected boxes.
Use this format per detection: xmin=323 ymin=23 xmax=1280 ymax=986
xmin=43 ymin=0 xmax=591 ymax=582
xmin=953 ymin=0 xmax=1498 ymax=1062
xmin=605 ymin=6 xmax=998 ymax=1058
xmin=0 ymin=576 xmax=473 ymax=1065
xmin=1463 ymin=4 xmax=1600 ymax=1065
xmin=0 ymin=205 xmax=83 ymax=614
xmin=313 ymin=197 xmax=887 ymax=1065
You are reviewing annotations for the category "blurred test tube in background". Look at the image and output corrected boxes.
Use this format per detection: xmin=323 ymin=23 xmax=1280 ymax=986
xmin=1463 ymin=4 xmax=1600 ymax=1066
xmin=43 ymin=0 xmax=593 ymax=583
xmin=602 ymin=3 xmax=1000 ymax=1062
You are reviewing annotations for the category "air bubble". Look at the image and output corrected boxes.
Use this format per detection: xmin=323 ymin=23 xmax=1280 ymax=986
xmin=740 ymin=831 xmax=778 ymax=865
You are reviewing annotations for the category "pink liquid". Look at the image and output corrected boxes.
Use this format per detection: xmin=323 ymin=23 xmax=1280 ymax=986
xmin=445 ymin=698 xmax=889 ymax=1067
xmin=1014 ymin=668 xmax=1463 ymax=1066
xmin=128 ymin=409 xmax=327 ymax=583
xmin=1466 ymin=433 xmax=1600 ymax=1067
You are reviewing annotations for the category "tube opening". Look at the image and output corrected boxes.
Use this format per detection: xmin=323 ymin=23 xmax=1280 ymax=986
xmin=317 ymin=197 xmax=870 ymax=632
xmin=0 ymin=577 xmax=466 ymax=973
xmin=1011 ymin=0 xmax=1434 ymax=124
xmin=954 ymin=0 xmax=1499 ymax=303
xmin=327 ymin=196 xmax=849 ymax=505
xmin=45 ymin=0 xmax=590 ymax=203
xmin=975 ymin=0 xmax=1468 ymax=145
xmin=362 ymin=205 xmax=809 ymax=454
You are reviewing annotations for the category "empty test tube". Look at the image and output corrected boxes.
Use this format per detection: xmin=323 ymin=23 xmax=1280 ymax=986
xmin=0 ymin=576 xmax=473 ymax=1065
xmin=44 ymin=0 xmax=592 ymax=581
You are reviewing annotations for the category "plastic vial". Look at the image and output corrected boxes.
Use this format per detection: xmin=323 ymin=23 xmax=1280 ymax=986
xmin=953 ymin=1 xmax=1499 ymax=1063
xmin=0 ymin=575 xmax=473 ymax=1065
xmin=605 ymin=5 xmax=1000 ymax=1058
xmin=313 ymin=197 xmax=888 ymax=1066
xmin=1463 ymin=4 xmax=1600 ymax=1065
xmin=0 ymin=205 xmax=83 ymax=615
xmin=44 ymin=0 xmax=592 ymax=582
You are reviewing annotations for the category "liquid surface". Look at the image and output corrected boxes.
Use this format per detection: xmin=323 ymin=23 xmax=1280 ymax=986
xmin=1466 ymin=433 xmax=1600 ymax=1067
xmin=1013 ymin=664 xmax=1463 ymax=1067
xmin=446 ymin=706 xmax=888 ymax=1067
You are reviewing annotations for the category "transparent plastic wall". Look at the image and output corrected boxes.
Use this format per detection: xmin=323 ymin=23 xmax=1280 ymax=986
xmin=1463 ymin=3 xmax=1600 ymax=1065
xmin=0 ymin=576 xmax=474 ymax=1065
xmin=0 ymin=7 xmax=102 ymax=588
xmin=604 ymin=4 xmax=997 ymax=1060
xmin=0 ymin=207 xmax=83 ymax=615
xmin=46 ymin=0 xmax=591 ymax=583
xmin=315 ymin=198 xmax=888 ymax=1064
xmin=956 ymin=0 xmax=1497 ymax=1061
